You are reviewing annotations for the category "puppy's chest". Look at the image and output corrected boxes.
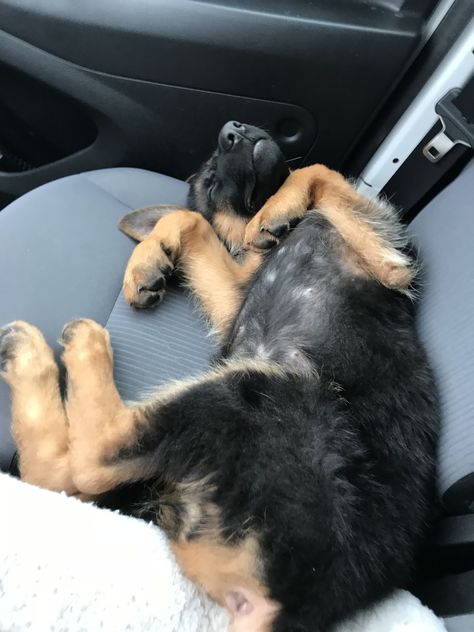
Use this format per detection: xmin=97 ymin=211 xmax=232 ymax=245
xmin=226 ymin=218 xmax=341 ymax=371
xmin=230 ymin=274 xmax=331 ymax=373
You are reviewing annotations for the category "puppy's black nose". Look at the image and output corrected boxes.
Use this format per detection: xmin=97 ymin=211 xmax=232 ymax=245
xmin=219 ymin=121 xmax=245 ymax=151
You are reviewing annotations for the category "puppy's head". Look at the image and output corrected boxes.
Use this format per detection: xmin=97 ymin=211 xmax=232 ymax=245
xmin=118 ymin=122 xmax=289 ymax=243
xmin=188 ymin=121 xmax=289 ymax=220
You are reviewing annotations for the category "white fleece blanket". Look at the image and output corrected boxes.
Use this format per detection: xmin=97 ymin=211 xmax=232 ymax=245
xmin=0 ymin=473 xmax=446 ymax=632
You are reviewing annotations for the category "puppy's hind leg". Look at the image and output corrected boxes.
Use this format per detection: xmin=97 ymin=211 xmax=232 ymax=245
xmin=0 ymin=321 xmax=76 ymax=493
xmin=61 ymin=318 xmax=158 ymax=495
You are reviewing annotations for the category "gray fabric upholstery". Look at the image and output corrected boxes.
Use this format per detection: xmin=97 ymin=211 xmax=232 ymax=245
xmin=107 ymin=290 xmax=215 ymax=403
xmin=0 ymin=168 xmax=216 ymax=471
xmin=411 ymin=160 xmax=474 ymax=514
xmin=444 ymin=614 xmax=474 ymax=631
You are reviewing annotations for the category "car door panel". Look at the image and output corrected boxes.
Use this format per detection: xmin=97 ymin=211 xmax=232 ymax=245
xmin=0 ymin=0 xmax=437 ymax=203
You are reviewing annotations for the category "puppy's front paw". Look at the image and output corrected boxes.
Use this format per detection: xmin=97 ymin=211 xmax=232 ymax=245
xmin=245 ymin=206 xmax=300 ymax=251
xmin=123 ymin=240 xmax=175 ymax=309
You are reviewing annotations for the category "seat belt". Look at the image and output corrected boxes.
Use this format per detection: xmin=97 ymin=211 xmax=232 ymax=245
xmin=423 ymin=73 xmax=474 ymax=163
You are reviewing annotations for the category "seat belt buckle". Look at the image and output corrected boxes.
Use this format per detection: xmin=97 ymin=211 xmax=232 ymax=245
xmin=423 ymin=88 xmax=474 ymax=163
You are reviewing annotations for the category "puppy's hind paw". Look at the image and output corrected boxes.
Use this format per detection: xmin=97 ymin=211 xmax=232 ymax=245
xmin=0 ymin=321 xmax=56 ymax=385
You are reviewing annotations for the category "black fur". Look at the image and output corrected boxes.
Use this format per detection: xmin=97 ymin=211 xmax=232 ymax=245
xmin=113 ymin=125 xmax=439 ymax=630
xmin=187 ymin=122 xmax=289 ymax=232
xmin=224 ymin=215 xmax=439 ymax=629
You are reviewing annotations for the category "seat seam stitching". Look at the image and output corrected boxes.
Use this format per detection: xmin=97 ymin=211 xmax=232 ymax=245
xmin=82 ymin=174 xmax=136 ymax=211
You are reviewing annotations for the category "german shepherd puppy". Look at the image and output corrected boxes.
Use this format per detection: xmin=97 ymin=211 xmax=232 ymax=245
xmin=0 ymin=122 xmax=439 ymax=632
xmin=118 ymin=121 xmax=291 ymax=312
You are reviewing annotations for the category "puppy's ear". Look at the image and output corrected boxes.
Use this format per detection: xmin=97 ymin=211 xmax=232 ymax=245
xmin=226 ymin=588 xmax=280 ymax=632
xmin=118 ymin=205 xmax=181 ymax=241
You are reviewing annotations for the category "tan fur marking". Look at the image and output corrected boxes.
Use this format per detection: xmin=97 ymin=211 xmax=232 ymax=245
xmin=212 ymin=208 xmax=248 ymax=251
xmin=60 ymin=319 xmax=154 ymax=494
xmin=0 ymin=321 xmax=76 ymax=493
xmin=172 ymin=535 xmax=279 ymax=630
xmin=339 ymin=241 xmax=373 ymax=280
xmin=123 ymin=209 xmax=261 ymax=337
xmin=118 ymin=204 xmax=181 ymax=242
xmin=245 ymin=164 xmax=413 ymax=290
